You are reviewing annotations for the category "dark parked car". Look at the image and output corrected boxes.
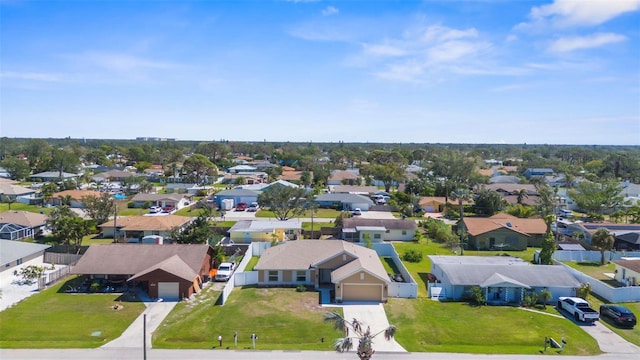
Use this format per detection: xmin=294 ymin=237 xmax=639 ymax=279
xmin=600 ymin=304 xmax=637 ymax=328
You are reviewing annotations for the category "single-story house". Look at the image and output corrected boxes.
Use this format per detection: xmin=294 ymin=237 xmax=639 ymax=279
xmin=92 ymin=169 xmax=139 ymax=182
xmin=327 ymin=170 xmax=360 ymax=186
xmin=166 ymin=183 xmax=213 ymax=195
xmin=331 ymin=185 xmax=378 ymax=195
xmin=614 ymin=232 xmax=640 ymax=251
xmin=277 ymin=169 xmax=311 ymax=184
xmin=130 ymin=193 xmax=191 ymax=210
xmin=0 ymin=211 xmax=48 ymax=240
xmin=99 ymin=215 xmax=193 ymax=242
xmin=459 ymin=213 xmax=547 ymax=250
xmin=227 ymin=219 xmax=302 ymax=243
xmin=524 ymin=168 xmax=554 ymax=179
xmin=71 ymin=244 xmax=215 ymax=300
xmin=30 ymin=171 xmax=79 ymax=182
xmin=429 ymin=255 xmax=580 ymax=303
xmin=227 ymin=165 xmax=258 ymax=173
xmin=612 ymin=259 xmax=640 ymax=287
xmin=566 ymin=222 xmax=640 ymax=246
xmin=214 ymin=188 xmax=259 ymax=208
xmin=418 ymin=196 xmax=474 ymax=213
xmin=50 ymin=190 xmax=103 ymax=208
xmin=0 ymin=183 xmax=37 ymax=201
xmin=341 ymin=218 xmax=417 ymax=242
xmin=255 ymin=240 xmax=390 ymax=303
xmin=260 ymin=179 xmax=300 ymax=192
xmin=0 ymin=240 xmax=51 ymax=273
xmin=313 ymin=193 xmax=374 ymax=211
xmin=223 ymin=172 xmax=266 ymax=185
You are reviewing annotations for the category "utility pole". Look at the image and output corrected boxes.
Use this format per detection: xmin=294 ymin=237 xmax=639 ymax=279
xmin=113 ymin=201 xmax=118 ymax=243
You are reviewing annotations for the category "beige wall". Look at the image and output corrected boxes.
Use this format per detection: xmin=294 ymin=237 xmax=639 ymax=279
xmin=335 ymin=271 xmax=387 ymax=302
xmin=316 ymin=253 xmax=355 ymax=269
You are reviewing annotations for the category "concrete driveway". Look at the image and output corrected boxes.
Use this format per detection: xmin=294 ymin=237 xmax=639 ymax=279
xmin=359 ymin=211 xmax=396 ymax=219
xmin=101 ymin=301 xmax=177 ymax=348
xmin=340 ymin=303 xmax=406 ymax=353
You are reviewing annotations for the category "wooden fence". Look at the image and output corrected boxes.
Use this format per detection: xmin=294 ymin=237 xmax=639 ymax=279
xmin=44 ymin=252 xmax=82 ymax=265
xmin=38 ymin=266 xmax=72 ymax=290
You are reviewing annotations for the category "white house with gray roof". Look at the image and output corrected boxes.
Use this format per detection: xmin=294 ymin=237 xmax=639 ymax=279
xmin=314 ymin=193 xmax=374 ymax=211
xmin=429 ymin=255 xmax=580 ymax=304
xmin=0 ymin=240 xmax=51 ymax=273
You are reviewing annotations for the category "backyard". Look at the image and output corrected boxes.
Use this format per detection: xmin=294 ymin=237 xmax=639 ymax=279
xmin=0 ymin=276 xmax=145 ymax=348
xmin=564 ymin=261 xmax=618 ymax=284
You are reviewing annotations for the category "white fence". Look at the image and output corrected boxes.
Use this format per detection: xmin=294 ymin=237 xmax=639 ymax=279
xmin=559 ymin=262 xmax=640 ymax=303
xmin=235 ymin=271 xmax=258 ymax=286
xmin=219 ymin=242 xmax=265 ymax=305
xmin=372 ymin=243 xmax=418 ymax=299
xmin=553 ymin=250 xmax=640 ymax=262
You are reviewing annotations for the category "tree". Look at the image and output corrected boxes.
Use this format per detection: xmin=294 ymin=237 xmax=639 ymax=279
xmin=515 ymin=188 xmax=529 ymax=205
xmin=258 ymin=185 xmax=309 ymax=221
xmin=505 ymin=204 xmax=537 ymax=218
xmin=1 ymin=195 xmax=16 ymax=210
xmin=324 ymin=311 xmax=397 ymax=360
xmin=538 ymin=289 xmax=552 ymax=309
xmin=0 ymin=157 xmax=31 ymax=180
xmin=450 ymin=188 xmax=472 ymax=220
xmin=568 ymin=181 xmax=623 ymax=214
xmin=473 ymin=188 xmax=504 ymax=216
xmin=171 ymin=208 xmax=213 ymax=244
xmin=591 ymin=228 xmax=614 ymax=265
xmin=46 ymin=205 xmax=90 ymax=250
xmin=182 ymin=154 xmax=217 ymax=184
xmin=41 ymin=182 xmax=58 ymax=205
xmin=538 ymin=233 xmax=555 ymax=265
xmin=17 ymin=265 xmax=45 ymax=285
xmin=81 ymin=193 xmax=115 ymax=226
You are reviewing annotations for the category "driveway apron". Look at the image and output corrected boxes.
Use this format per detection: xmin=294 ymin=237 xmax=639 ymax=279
xmin=340 ymin=303 xmax=406 ymax=352
xmin=579 ymin=321 xmax=640 ymax=354
xmin=101 ymin=301 xmax=177 ymax=349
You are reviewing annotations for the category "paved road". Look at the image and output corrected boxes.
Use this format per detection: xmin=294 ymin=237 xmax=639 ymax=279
xmin=1 ymin=349 xmax=639 ymax=360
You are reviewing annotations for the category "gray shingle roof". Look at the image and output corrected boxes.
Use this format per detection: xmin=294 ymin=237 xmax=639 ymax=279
xmin=0 ymin=240 xmax=50 ymax=265
xmin=343 ymin=218 xmax=417 ymax=231
xmin=215 ymin=189 xmax=260 ymax=196
xmin=314 ymin=193 xmax=374 ymax=204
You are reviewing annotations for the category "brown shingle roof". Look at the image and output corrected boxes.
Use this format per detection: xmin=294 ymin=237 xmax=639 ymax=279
xmin=613 ymin=259 xmax=640 ymax=273
xmin=0 ymin=211 xmax=47 ymax=227
xmin=128 ymin=254 xmax=198 ymax=282
xmin=329 ymin=171 xmax=359 ymax=182
xmin=72 ymin=243 xmax=210 ymax=276
xmin=462 ymin=214 xmax=546 ymax=236
xmin=99 ymin=215 xmax=192 ymax=231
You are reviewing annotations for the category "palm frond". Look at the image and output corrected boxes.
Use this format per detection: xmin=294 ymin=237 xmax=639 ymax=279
xmin=384 ymin=325 xmax=397 ymax=341
xmin=324 ymin=311 xmax=346 ymax=332
xmin=334 ymin=337 xmax=353 ymax=352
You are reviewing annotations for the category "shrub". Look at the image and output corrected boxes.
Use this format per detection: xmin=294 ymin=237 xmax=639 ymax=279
xmin=469 ymin=286 xmax=485 ymax=306
xmin=522 ymin=293 xmax=538 ymax=308
xmin=402 ymin=249 xmax=423 ymax=263
xmin=127 ymin=201 xmax=134 ymax=208
xmin=296 ymin=285 xmax=306 ymax=292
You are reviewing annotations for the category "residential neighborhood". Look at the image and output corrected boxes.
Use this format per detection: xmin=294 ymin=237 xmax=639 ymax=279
xmin=1 ymin=138 xmax=639 ymax=358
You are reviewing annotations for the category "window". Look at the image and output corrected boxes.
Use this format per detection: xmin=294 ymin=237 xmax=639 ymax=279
xmin=16 ymin=258 xmax=23 ymax=265
xmin=268 ymin=271 xmax=278 ymax=282
xmin=402 ymin=230 xmax=407 ymax=235
xmin=374 ymin=234 xmax=381 ymax=240
xmin=296 ymin=271 xmax=306 ymax=282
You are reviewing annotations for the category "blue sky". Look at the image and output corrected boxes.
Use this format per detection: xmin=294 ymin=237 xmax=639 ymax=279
xmin=1 ymin=0 xmax=639 ymax=145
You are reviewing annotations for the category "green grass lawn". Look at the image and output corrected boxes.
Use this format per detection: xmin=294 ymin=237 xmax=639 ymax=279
xmin=0 ymin=276 xmax=145 ymax=348
xmin=82 ymin=234 xmax=115 ymax=246
xmin=598 ymin=302 xmax=640 ymax=346
xmin=385 ymin=298 xmax=600 ymax=355
xmin=154 ymin=286 xmax=343 ymax=350
xmin=0 ymin=203 xmax=52 ymax=214
xmin=380 ymin=256 xmax=400 ymax=275
xmin=245 ymin=256 xmax=259 ymax=271
xmin=563 ymin=261 xmax=617 ymax=284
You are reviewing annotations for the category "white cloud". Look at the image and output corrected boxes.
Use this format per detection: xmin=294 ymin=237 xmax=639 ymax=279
xmin=0 ymin=71 xmax=66 ymax=82
xmin=548 ymin=33 xmax=627 ymax=53
xmin=362 ymin=43 xmax=406 ymax=57
xmin=520 ymin=0 xmax=640 ymax=29
xmin=321 ymin=6 xmax=339 ymax=16
xmin=71 ymin=52 xmax=178 ymax=72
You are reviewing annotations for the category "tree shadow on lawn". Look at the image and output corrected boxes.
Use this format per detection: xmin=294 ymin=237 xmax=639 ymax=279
xmin=56 ymin=276 xmax=142 ymax=303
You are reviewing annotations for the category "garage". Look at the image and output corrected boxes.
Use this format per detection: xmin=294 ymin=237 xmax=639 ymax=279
xmin=341 ymin=283 xmax=383 ymax=302
xmin=158 ymin=282 xmax=180 ymax=301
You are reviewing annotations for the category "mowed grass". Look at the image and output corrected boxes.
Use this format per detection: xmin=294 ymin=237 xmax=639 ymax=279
xmin=598 ymin=302 xmax=640 ymax=346
xmin=564 ymin=261 xmax=616 ymax=283
xmin=385 ymin=298 xmax=600 ymax=355
xmin=0 ymin=277 xmax=145 ymax=348
xmin=255 ymin=208 xmax=342 ymax=219
xmin=0 ymin=203 xmax=52 ymax=214
xmin=154 ymin=286 xmax=343 ymax=350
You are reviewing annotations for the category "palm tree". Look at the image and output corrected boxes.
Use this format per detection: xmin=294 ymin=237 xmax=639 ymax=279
xmin=324 ymin=312 xmax=397 ymax=360
xmin=450 ymin=188 xmax=472 ymax=220
xmin=516 ymin=188 xmax=529 ymax=204
xmin=58 ymin=194 xmax=73 ymax=206
xmin=591 ymin=228 xmax=614 ymax=265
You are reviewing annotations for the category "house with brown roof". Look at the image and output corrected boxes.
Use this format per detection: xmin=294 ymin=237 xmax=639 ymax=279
xmin=71 ymin=244 xmax=215 ymax=300
xmin=0 ymin=211 xmax=48 ymax=240
xmin=255 ymin=240 xmax=390 ymax=303
xmin=459 ymin=213 xmax=547 ymax=250
xmin=51 ymin=190 xmax=103 ymax=208
xmin=92 ymin=169 xmax=139 ymax=182
xmin=328 ymin=170 xmax=360 ymax=185
xmin=130 ymin=193 xmax=191 ymax=210
xmin=341 ymin=218 xmax=417 ymax=242
xmin=99 ymin=215 xmax=193 ymax=242
xmin=418 ymin=196 xmax=474 ymax=213
xmin=277 ymin=168 xmax=311 ymax=184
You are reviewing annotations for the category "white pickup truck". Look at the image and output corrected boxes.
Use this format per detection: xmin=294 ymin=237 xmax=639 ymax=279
xmin=214 ymin=262 xmax=235 ymax=282
xmin=557 ymin=297 xmax=600 ymax=323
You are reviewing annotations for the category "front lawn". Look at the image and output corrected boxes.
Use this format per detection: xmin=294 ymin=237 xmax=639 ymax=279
xmin=0 ymin=277 xmax=145 ymax=348
xmin=0 ymin=203 xmax=52 ymax=214
xmin=154 ymin=286 xmax=343 ymax=350
xmin=385 ymin=298 xmax=600 ymax=355
xmin=598 ymin=302 xmax=640 ymax=346
xmin=255 ymin=208 xmax=342 ymax=219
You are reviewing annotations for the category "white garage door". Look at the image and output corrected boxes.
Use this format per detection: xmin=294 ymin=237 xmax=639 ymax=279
xmin=342 ymin=284 xmax=382 ymax=302
xmin=158 ymin=282 xmax=180 ymax=301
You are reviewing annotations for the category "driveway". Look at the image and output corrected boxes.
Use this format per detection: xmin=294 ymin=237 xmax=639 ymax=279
xmin=101 ymin=300 xmax=177 ymax=348
xmin=0 ymin=258 xmax=67 ymax=312
xmin=359 ymin=211 xmax=396 ymax=220
xmin=557 ymin=307 xmax=640 ymax=354
xmin=340 ymin=303 xmax=406 ymax=353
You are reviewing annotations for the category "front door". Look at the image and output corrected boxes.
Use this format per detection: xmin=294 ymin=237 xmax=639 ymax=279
xmin=319 ymin=269 xmax=332 ymax=285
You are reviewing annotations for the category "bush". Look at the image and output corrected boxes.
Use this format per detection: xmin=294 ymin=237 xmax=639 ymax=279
xmin=469 ymin=286 xmax=485 ymax=306
xmin=402 ymin=249 xmax=423 ymax=263
xmin=127 ymin=201 xmax=134 ymax=208
xmin=296 ymin=285 xmax=306 ymax=292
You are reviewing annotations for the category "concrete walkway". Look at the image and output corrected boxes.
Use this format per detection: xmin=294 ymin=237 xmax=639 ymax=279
xmin=340 ymin=303 xmax=406 ymax=353
xmin=101 ymin=300 xmax=177 ymax=348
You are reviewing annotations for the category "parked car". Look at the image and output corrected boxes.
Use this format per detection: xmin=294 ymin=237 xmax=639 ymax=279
xmin=600 ymin=304 xmax=637 ymax=328
xmin=149 ymin=206 xmax=162 ymax=214
xmin=214 ymin=262 xmax=236 ymax=282
xmin=235 ymin=202 xmax=247 ymax=211
xmin=247 ymin=202 xmax=259 ymax=212
xmin=352 ymin=208 xmax=362 ymax=216
xmin=557 ymin=297 xmax=600 ymax=323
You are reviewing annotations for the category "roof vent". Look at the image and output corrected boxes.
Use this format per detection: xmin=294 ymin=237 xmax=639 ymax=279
xmin=506 ymin=222 xmax=512 ymax=227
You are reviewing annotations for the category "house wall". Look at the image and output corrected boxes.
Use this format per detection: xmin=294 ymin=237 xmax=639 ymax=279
xmin=256 ymin=269 xmax=313 ymax=286
xmin=386 ymin=229 xmax=414 ymax=242
xmin=315 ymin=253 xmax=355 ymax=270
xmin=359 ymin=230 xmax=386 ymax=243
xmin=526 ymin=234 xmax=546 ymax=247
xmin=1 ymin=252 xmax=45 ymax=273
xmin=614 ymin=264 xmax=640 ymax=286
xmin=229 ymin=231 xmax=276 ymax=243
xmin=469 ymin=228 xmax=528 ymax=251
